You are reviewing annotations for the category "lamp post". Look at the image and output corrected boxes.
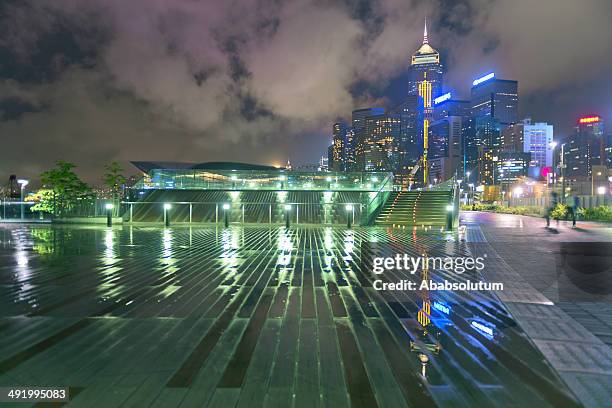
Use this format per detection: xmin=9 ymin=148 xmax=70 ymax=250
xmin=592 ymin=170 xmax=602 ymax=197
xmin=163 ymin=203 xmax=172 ymax=227
xmin=222 ymin=203 xmax=230 ymax=227
xmin=345 ymin=204 xmax=354 ymax=228
xmin=284 ymin=204 xmax=291 ymax=228
xmin=468 ymin=183 xmax=474 ymax=206
xmin=597 ymin=186 xmax=606 ymax=206
xmin=549 ymin=141 xmax=558 ymax=188
xmin=559 ymin=143 xmax=567 ymax=201
xmin=17 ymin=179 xmax=28 ymax=220
xmin=105 ymin=203 xmax=114 ymax=227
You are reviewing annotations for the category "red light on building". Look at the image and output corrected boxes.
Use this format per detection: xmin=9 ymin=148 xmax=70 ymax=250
xmin=578 ymin=116 xmax=601 ymax=124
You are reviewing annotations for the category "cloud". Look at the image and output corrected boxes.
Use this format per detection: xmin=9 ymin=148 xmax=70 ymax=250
xmin=0 ymin=0 xmax=611 ymax=183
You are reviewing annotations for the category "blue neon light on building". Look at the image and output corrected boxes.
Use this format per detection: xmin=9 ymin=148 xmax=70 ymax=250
xmin=472 ymin=72 xmax=495 ymax=86
xmin=434 ymin=92 xmax=452 ymax=105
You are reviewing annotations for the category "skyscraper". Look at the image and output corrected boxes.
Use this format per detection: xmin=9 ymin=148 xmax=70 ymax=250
xmin=362 ymin=113 xmax=401 ymax=171
xmin=408 ymin=21 xmax=444 ymax=184
xmin=352 ymin=107 xmax=385 ymax=170
xmin=331 ymin=122 xmax=348 ymax=171
xmin=432 ymin=93 xmax=469 ymax=121
xmin=565 ymin=115 xmax=605 ymax=183
xmin=523 ymin=120 xmax=553 ymax=178
xmin=429 ymin=116 xmax=463 ymax=182
xmin=408 ymin=21 xmax=444 ymax=99
xmin=469 ymin=73 xmax=518 ymax=185
xmin=501 ymin=119 xmax=553 ymax=179
xmin=391 ymin=96 xmax=419 ymax=173
xmin=470 ymin=73 xmax=518 ymax=128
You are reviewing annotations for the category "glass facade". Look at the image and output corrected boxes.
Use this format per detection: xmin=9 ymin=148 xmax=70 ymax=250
xmin=133 ymin=170 xmax=393 ymax=192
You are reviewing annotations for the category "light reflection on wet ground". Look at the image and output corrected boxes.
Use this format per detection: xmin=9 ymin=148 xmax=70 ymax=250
xmin=0 ymin=224 xmax=580 ymax=407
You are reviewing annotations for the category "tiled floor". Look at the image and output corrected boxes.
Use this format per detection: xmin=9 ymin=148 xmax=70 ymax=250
xmin=0 ymin=223 xmax=581 ymax=407
xmin=461 ymin=211 xmax=612 ymax=407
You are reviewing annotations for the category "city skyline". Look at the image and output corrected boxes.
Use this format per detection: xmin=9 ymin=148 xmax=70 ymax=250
xmin=1 ymin=0 xmax=611 ymax=183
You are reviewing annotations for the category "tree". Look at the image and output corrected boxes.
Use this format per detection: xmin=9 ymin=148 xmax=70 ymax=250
xmin=40 ymin=161 xmax=93 ymax=217
xmin=103 ymin=161 xmax=126 ymax=215
xmin=27 ymin=189 xmax=55 ymax=214
xmin=103 ymin=161 xmax=126 ymax=192
xmin=103 ymin=161 xmax=126 ymax=198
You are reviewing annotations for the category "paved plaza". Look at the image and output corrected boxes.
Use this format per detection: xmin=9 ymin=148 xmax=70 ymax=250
xmin=0 ymin=213 xmax=610 ymax=407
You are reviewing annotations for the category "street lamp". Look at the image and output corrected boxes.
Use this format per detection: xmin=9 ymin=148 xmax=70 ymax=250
xmin=105 ymin=203 xmax=114 ymax=227
xmin=222 ymin=203 xmax=230 ymax=227
xmin=597 ymin=186 xmax=607 ymax=206
xmin=284 ymin=204 xmax=292 ymax=228
xmin=345 ymin=204 xmax=354 ymax=228
xmin=592 ymin=171 xmax=603 ymax=196
xmin=163 ymin=203 xmax=172 ymax=227
xmin=468 ymin=183 xmax=474 ymax=205
xmin=17 ymin=179 xmax=28 ymax=220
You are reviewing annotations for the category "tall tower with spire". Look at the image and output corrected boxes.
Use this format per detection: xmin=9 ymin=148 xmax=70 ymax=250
xmin=407 ymin=20 xmax=444 ymax=184
xmin=408 ymin=20 xmax=444 ymax=96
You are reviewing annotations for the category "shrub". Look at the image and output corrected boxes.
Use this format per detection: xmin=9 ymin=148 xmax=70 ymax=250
xmin=578 ymin=205 xmax=612 ymax=222
xmin=550 ymin=203 xmax=567 ymax=220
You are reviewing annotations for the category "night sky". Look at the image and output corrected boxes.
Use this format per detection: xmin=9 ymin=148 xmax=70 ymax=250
xmin=1 ymin=0 xmax=611 ymax=184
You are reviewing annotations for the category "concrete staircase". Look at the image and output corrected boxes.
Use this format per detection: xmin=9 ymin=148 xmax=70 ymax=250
xmin=375 ymin=190 xmax=451 ymax=227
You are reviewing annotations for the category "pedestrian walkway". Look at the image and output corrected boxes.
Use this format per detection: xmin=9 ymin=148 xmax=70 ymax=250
xmin=0 ymin=223 xmax=580 ymax=407
xmin=461 ymin=211 xmax=612 ymax=408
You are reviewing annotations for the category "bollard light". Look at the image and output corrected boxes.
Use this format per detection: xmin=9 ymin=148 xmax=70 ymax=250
xmin=446 ymin=205 xmax=454 ymax=231
xmin=597 ymin=186 xmax=606 ymax=195
xmin=345 ymin=204 xmax=354 ymax=228
xmin=105 ymin=203 xmax=114 ymax=227
xmin=163 ymin=203 xmax=171 ymax=227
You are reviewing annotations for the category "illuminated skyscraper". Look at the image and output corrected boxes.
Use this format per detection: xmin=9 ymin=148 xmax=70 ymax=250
xmin=331 ymin=122 xmax=348 ymax=171
xmin=408 ymin=21 xmax=444 ymax=98
xmin=433 ymin=93 xmax=469 ymax=121
xmin=363 ymin=114 xmax=401 ymax=171
xmin=565 ymin=115 xmax=605 ymax=183
xmin=429 ymin=116 xmax=463 ymax=182
xmin=353 ymin=107 xmax=385 ymax=170
xmin=408 ymin=21 xmax=444 ymax=184
xmin=470 ymin=73 xmax=518 ymax=128
xmin=391 ymin=96 xmax=419 ymax=173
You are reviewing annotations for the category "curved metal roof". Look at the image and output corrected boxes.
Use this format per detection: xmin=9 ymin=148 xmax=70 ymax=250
xmin=131 ymin=161 xmax=281 ymax=173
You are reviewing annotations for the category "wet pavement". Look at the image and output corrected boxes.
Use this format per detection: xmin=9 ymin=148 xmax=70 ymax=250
xmin=461 ymin=211 xmax=612 ymax=407
xmin=0 ymin=220 xmax=592 ymax=407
